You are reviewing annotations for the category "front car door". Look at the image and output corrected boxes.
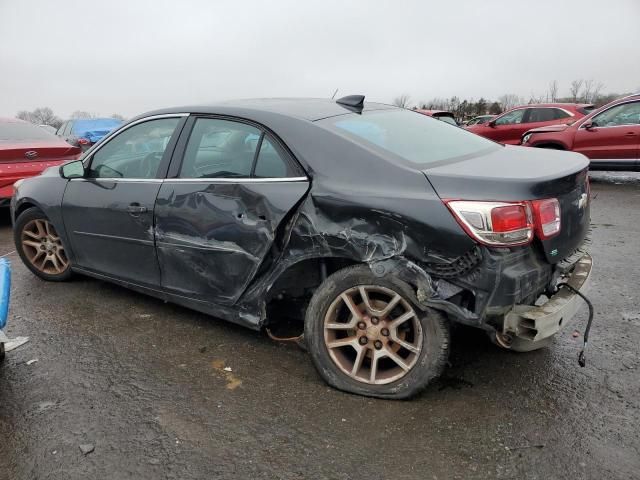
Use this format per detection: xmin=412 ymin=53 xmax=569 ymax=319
xmin=486 ymin=108 xmax=527 ymax=144
xmin=154 ymin=116 xmax=309 ymax=306
xmin=573 ymin=100 xmax=640 ymax=169
xmin=62 ymin=115 xmax=185 ymax=287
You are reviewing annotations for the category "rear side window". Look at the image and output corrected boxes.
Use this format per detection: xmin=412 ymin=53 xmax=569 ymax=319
xmin=253 ymin=137 xmax=297 ymax=178
xmin=525 ymin=108 xmax=566 ymax=123
xmin=320 ymin=109 xmax=498 ymax=166
xmin=0 ymin=122 xmax=57 ymax=142
xmin=578 ymin=106 xmax=595 ymax=115
xmin=179 ymin=118 xmax=261 ymax=178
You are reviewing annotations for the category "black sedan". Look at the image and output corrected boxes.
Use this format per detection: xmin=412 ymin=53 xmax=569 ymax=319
xmin=11 ymin=96 xmax=592 ymax=398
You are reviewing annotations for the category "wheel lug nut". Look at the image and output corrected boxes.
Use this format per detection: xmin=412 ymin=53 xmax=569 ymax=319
xmin=371 ymin=317 xmax=379 ymax=325
xmin=357 ymin=321 xmax=366 ymax=330
xmin=374 ymin=340 xmax=383 ymax=350
xmin=381 ymin=328 xmax=389 ymax=336
xmin=359 ymin=336 xmax=368 ymax=345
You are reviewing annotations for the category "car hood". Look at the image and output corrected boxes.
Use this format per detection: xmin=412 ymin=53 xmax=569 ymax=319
xmin=525 ymin=124 xmax=571 ymax=134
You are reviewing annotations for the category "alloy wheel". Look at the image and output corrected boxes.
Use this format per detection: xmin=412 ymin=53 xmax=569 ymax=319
xmin=21 ymin=219 xmax=69 ymax=275
xmin=323 ymin=285 xmax=423 ymax=385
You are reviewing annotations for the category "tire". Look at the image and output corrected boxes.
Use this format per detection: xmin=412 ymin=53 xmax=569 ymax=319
xmin=304 ymin=264 xmax=449 ymax=399
xmin=14 ymin=207 xmax=72 ymax=282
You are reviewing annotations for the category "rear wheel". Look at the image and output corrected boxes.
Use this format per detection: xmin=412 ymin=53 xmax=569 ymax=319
xmin=14 ymin=208 xmax=72 ymax=281
xmin=305 ymin=265 xmax=449 ymax=399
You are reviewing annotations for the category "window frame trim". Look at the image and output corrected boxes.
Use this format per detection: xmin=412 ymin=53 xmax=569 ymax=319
xmin=168 ymin=114 xmax=307 ymax=181
xmin=81 ymin=113 xmax=189 ymax=180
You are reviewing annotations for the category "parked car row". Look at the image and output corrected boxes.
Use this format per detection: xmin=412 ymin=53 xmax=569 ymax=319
xmin=521 ymin=93 xmax=640 ymax=170
xmin=10 ymin=96 xmax=592 ymax=398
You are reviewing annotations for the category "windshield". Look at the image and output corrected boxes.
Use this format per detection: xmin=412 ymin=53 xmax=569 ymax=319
xmin=319 ymin=109 xmax=499 ymax=165
xmin=0 ymin=122 xmax=58 ymax=142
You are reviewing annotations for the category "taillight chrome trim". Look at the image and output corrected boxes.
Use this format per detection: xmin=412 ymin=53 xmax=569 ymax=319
xmin=445 ymin=200 xmax=534 ymax=247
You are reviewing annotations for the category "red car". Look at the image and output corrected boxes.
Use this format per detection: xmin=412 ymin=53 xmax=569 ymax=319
xmin=465 ymin=103 xmax=594 ymax=145
xmin=0 ymin=118 xmax=81 ymax=204
xmin=415 ymin=109 xmax=458 ymax=126
xmin=521 ymin=94 xmax=640 ymax=171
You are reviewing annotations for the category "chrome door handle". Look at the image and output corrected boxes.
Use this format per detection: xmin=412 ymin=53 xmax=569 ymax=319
xmin=127 ymin=204 xmax=148 ymax=214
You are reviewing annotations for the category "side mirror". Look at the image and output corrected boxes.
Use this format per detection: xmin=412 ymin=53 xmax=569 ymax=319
xmin=583 ymin=121 xmax=595 ymax=130
xmin=60 ymin=160 xmax=85 ymax=179
xmin=487 ymin=120 xmax=497 ymax=128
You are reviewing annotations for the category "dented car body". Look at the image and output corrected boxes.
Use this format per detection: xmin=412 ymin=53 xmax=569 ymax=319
xmin=11 ymin=98 xmax=592 ymax=398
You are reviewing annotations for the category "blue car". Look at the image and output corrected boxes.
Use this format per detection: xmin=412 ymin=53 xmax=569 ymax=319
xmin=56 ymin=118 xmax=123 ymax=151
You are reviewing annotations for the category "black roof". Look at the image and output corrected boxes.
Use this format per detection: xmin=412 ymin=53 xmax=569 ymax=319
xmin=138 ymin=98 xmax=396 ymax=122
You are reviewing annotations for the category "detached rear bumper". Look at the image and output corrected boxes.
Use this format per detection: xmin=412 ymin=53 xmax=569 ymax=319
xmin=503 ymin=253 xmax=592 ymax=342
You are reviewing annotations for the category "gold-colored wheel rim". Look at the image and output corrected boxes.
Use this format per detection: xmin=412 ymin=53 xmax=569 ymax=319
xmin=21 ymin=219 xmax=69 ymax=275
xmin=323 ymin=285 xmax=423 ymax=385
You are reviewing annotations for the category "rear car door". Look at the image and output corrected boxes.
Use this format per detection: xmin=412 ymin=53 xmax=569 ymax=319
xmin=573 ymin=100 xmax=640 ymax=167
xmin=61 ymin=115 xmax=185 ymax=287
xmin=154 ymin=116 xmax=309 ymax=305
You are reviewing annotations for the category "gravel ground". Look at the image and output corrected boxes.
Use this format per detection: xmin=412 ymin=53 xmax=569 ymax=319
xmin=0 ymin=172 xmax=639 ymax=480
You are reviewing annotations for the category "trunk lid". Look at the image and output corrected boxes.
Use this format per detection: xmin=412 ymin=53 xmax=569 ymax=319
xmin=424 ymin=145 xmax=590 ymax=263
xmin=0 ymin=141 xmax=81 ymax=162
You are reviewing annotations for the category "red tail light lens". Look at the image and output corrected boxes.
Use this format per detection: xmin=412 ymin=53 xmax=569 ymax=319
xmin=490 ymin=204 xmax=530 ymax=232
xmin=531 ymin=198 xmax=561 ymax=239
xmin=445 ymin=201 xmax=533 ymax=246
xmin=445 ymin=198 xmax=561 ymax=247
xmin=77 ymin=138 xmax=90 ymax=145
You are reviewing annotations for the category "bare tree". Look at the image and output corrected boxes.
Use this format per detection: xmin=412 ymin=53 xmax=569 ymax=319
xmin=16 ymin=107 xmax=62 ymax=127
xmin=498 ymin=94 xmax=523 ymax=111
xmin=548 ymin=80 xmax=559 ymax=102
xmin=569 ymin=79 xmax=584 ymax=102
xmin=581 ymin=80 xmax=604 ymax=104
xmin=70 ymin=110 xmax=95 ymax=119
xmin=392 ymin=94 xmax=411 ymax=109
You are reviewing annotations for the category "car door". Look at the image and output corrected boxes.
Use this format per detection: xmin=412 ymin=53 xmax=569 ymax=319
xmin=485 ymin=108 xmax=527 ymax=144
xmin=154 ymin=116 xmax=309 ymax=305
xmin=573 ymin=100 xmax=640 ymax=165
xmin=61 ymin=115 xmax=186 ymax=287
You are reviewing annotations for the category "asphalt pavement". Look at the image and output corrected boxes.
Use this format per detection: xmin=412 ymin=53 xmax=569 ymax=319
xmin=0 ymin=172 xmax=639 ymax=480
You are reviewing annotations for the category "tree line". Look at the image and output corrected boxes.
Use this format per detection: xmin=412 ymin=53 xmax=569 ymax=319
xmin=15 ymin=108 xmax=126 ymax=128
xmin=394 ymin=79 xmax=635 ymax=122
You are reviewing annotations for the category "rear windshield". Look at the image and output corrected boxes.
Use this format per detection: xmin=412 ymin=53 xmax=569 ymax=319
xmin=319 ymin=109 xmax=499 ymax=165
xmin=435 ymin=114 xmax=458 ymax=126
xmin=0 ymin=122 xmax=57 ymax=142
xmin=71 ymin=118 xmax=122 ymax=134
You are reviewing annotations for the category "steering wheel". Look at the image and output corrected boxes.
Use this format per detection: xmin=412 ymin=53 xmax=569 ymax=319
xmin=140 ymin=152 xmax=163 ymax=178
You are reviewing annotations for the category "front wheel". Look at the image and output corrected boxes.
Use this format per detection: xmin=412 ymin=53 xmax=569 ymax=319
xmin=305 ymin=265 xmax=449 ymax=399
xmin=14 ymin=208 xmax=72 ymax=282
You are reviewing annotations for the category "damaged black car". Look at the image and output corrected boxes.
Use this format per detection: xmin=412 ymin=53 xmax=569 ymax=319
xmin=11 ymin=96 xmax=592 ymax=398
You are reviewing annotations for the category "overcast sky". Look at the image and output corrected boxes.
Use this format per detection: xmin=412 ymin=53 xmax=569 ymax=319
xmin=1 ymin=0 xmax=638 ymax=118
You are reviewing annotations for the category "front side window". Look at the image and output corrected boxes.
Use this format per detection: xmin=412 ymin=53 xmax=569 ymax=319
xmin=320 ymin=109 xmax=499 ymax=166
xmin=495 ymin=109 xmax=526 ymax=125
xmin=88 ymin=118 xmax=180 ymax=179
xmin=591 ymin=102 xmax=640 ymax=127
xmin=179 ymin=118 xmax=261 ymax=178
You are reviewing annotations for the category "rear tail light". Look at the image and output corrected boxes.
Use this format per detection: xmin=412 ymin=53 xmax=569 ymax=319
xmin=77 ymin=138 xmax=90 ymax=145
xmin=531 ymin=198 xmax=561 ymax=239
xmin=445 ymin=198 xmax=561 ymax=247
